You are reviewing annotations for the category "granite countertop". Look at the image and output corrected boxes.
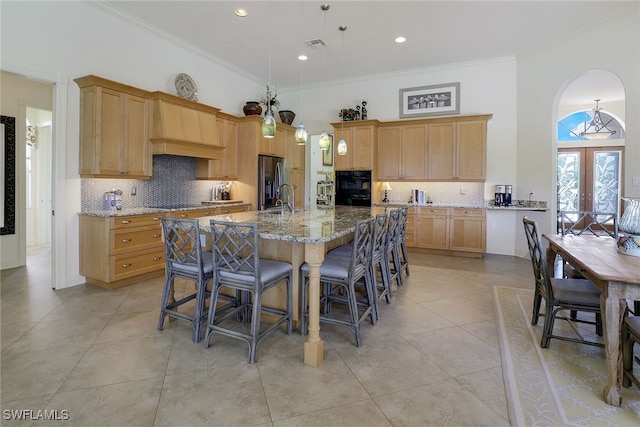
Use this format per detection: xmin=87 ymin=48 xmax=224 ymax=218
xmin=79 ymin=202 xmax=251 ymax=218
xmin=198 ymin=205 xmax=389 ymax=244
xmin=375 ymin=200 xmax=548 ymax=211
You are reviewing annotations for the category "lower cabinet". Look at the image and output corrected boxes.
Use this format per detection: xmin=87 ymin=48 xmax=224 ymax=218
xmin=80 ymin=205 xmax=250 ymax=288
xmin=408 ymin=207 xmax=486 ymax=257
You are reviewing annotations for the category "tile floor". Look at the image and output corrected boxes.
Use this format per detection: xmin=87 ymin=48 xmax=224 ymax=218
xmin=1 ymin=247 xmax=535 ymax=426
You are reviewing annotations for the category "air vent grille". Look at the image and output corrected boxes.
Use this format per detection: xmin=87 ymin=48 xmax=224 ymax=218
xmin=305 ymin=38 xmax=327 ymax=48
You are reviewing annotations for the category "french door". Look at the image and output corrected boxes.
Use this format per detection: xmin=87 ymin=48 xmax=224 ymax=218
xmin=557 ymin=147 xmax=624 ymax=229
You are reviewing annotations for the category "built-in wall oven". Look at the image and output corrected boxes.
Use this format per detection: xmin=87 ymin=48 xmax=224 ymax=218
xmin=335 ymin=171 xmax=372 ymax=206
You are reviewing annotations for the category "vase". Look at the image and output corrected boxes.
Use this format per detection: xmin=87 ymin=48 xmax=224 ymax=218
xmin=243 ymin=101 xmax=262 ymax=116
xmin=619 ymin=197 xmax=640 ymax=236
xmin=279 ymin=110 xmax=295 ymax=125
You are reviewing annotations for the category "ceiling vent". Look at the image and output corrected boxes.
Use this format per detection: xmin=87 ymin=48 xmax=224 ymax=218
xmin=305 ymin=38 xmax=327 ymax=48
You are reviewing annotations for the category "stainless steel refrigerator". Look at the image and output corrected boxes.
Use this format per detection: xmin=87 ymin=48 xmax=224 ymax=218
xmin=258 ymin=155 xmax=290 ymax=210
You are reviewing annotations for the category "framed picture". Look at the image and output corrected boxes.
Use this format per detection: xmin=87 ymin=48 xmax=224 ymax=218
xmin=322 ymin=135 xmax=334 ymax=166
xmin=399 ymin=82 xmax=460 ymax=118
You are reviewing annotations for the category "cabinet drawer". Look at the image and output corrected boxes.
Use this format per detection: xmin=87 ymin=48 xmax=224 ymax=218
xmin=218 ymin=205 xmax=248 ymax=214
xmin=112 ymin=226 xmax=164 ymax=254
xmin=451 ymin=208 xmax=485 ymax=218
xmin=111 ymin=213 xmax=164 ymax=229
xmin=171 ymin=208 xmax=216 ymax=218
xmin=418 ymin=207 xmax=447 ymax=216
xmin=113 ymin=248 xmax=165 ymax=279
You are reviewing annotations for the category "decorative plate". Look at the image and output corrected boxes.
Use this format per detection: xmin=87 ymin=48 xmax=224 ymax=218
xmin=174 ymin=73 xmax=198 ymax=101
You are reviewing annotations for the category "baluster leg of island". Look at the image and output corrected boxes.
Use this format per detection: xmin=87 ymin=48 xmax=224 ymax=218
xmin=304 ymin=242 xmax=325 ymax=367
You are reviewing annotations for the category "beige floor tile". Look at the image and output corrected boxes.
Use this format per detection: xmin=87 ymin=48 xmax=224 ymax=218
xmin=34 ymin=378 xmax=163 ymax=427
xmin=94 ymin=310 xmax=172 ymax=343
xmin=59 ymin=336 xmax=172 ymax=391
xmin=3 ymin=313 xmax=112 ymax=354
xmin=374 ymin=378 xmax=509 ymax=426
xmin=405 ymin=326 xmax=502 ymax=377
xmin=461 ymin=318 xmax=500 ymax=348
xmin=456 ymin=366 xmax=510 ymax=420
xmin=155 ymin=365 xmax=271 ymax=427
xmin=421 ymin=295 xmax=495 ymax=325
xmin=335 ymin=335 xmax=450 ymax=396
xmin=45 ymin=292 xmax=129 ymax=320
xmin=273 ymin=399 xmax=392 ymax=427
xmin=1 ymin=320 xmax=38 ymax=352
xmin=0 ymin=345 xmax=88 ymax=402
xmin=378 ymin=302 xmax=455 ymax=336
xmin=259 ymin=350 xmax=370 ymax=420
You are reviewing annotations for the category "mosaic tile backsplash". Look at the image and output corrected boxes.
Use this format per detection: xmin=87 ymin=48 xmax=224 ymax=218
xmin=81 ymin=155 xmax=221 ymax=210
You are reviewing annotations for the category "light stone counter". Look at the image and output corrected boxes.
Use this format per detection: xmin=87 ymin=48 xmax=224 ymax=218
xmin=80 ymin=203 xmax=251 ymax=218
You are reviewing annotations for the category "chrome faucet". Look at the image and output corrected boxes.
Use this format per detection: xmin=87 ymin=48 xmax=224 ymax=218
xmin=276 ymin=183 xmax=295 ymax=213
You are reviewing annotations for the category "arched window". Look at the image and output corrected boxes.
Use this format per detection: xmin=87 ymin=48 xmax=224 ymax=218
xmin=558 ymin=108 xmax=625 ymax=141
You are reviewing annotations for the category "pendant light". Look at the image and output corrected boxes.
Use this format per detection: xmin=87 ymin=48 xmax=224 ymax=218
xmin=294 ymin=0 xmax=308 ymax=145
xmin=262 ymin=1 xmax=276 ymax=139
xmin=336 ymin=25 xmax=348 ymax=156
xmin=318 ymin=4 xmax=331 ymax=151
xmin=579 ymin=99 xmax=616 ymax=140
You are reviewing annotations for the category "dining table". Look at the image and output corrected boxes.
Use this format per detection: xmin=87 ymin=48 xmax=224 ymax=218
xmin=198 ymin=205 xmax=391 ymax=367
xmin=543 ymin=233 xmax=640 ymax=406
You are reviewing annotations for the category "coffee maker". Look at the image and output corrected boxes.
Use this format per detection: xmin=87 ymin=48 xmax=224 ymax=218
xmin=504 ymin=185 xmax=512 ymax=206
xmin=494 ymin=185 xmax=506 ymax=206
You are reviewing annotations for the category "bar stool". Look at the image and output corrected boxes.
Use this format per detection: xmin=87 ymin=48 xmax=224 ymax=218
xmin=157 ymin=217 xmax=214 ymax=343
xmin=396 ymin=207 xmax=411 ymax=283
xmin=203 ymin=220 xmax=293 ymax=364
xmin=385 ymin=209 xmax=402 ymax=289
xmin=300 ymin=218 xmax=376 ymax=347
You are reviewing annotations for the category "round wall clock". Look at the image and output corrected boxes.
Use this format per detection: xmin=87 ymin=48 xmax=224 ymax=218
xmin=175 ymin=73 xmax=198 ymax=102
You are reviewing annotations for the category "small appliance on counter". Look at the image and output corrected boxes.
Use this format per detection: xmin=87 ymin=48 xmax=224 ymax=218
xmin=494 ymin=185 xmax=512 ymax=206
xmin=103 ymin=189 xmax=123 ymax=210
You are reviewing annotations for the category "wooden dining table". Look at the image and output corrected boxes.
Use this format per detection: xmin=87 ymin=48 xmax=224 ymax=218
xmin=543 ymin=233 xmax=640 ymax=406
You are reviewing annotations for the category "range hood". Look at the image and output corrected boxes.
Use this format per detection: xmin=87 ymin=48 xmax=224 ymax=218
xmin=149 ymin=91 xmax=223 ymax=159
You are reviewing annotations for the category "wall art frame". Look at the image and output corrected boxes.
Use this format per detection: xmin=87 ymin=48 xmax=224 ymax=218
xmin=399 ymin=82 xmax=460 ymax=118
xmin=1 ymin=115 xmax=16 ymax=235
xmin=322 ymin=135 xmax=334 ymax=166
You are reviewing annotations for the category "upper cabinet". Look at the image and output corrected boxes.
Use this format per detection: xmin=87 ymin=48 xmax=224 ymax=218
xmin=332 ymin=120 xmax=379 ymax=171
xmin=75 ymin=75 xmax=152 ymax=178
xmin=256 ymin=122 xmax=288 ymax=157
xmin=195 ymin=112 xmax=239 ymax=180
xmin=377 ymin=124 xmax=428 ymax=180
xmin=375 ymin=114 xmax=491 ymax=182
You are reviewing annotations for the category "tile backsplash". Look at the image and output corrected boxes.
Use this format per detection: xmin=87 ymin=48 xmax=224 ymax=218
xmin=81 ymin=155 xmax=220 ymax=210
xmin=374 ymin=181 xmax=485 ymax=206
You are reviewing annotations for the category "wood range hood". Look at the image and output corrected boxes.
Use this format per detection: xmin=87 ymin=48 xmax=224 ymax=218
xmin=149 ymin=91 xmax=223 ymax=160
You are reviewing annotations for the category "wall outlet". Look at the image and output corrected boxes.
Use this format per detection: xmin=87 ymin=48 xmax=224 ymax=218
xmin=460 ymin=188 xmax=466 ymax=195
xmin=130 ymin=186 xmax=137 ymax=196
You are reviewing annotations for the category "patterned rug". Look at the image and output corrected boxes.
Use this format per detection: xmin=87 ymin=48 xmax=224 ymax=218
xmin=494 ymin=286 xmax=640 ymax=426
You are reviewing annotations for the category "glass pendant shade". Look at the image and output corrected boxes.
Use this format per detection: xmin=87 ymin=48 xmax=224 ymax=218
xmin=319 ymin=132 xmax=331 ymax=151
xmin=295 ymin=124 xmax=308 ymax=145
xmin=262 ymin=112 xmax=276 ymax=138
xmin=337 ymin=138 xmax=347 ymax=155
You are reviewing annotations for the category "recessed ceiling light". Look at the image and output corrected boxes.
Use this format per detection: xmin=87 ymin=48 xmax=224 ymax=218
xmin=235 ymin=9 xmax=248 ymax=17
xmin=395 ymin=36 xmax=406 ymax=43
xmin=298 ymin=55 xmax=308 ymax=61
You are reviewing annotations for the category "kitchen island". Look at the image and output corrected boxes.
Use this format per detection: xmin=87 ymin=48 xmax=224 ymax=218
xmin=197 ymin=205 xmax=390 ymax=367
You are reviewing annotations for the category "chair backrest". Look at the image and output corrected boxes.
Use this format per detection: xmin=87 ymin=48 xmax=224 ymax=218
xmin=162 ymin=217 xmax=205 ymax=275
xmin=522 ymin=217 xmax=552 ymax=301
xmin=398 ymin=207 xmax=409 ymax=241
xmin=557 ymin=210 xmax=618 ymax=238
xmin=387 ymin=209 xmax=401 ymax=250
xmin=348 ymin=218 xmax=374 ymax=281
xmin=372 ymin=213 xmax=389 ymax=261
xmin=210 ymin=220 xmax=260 ymax=287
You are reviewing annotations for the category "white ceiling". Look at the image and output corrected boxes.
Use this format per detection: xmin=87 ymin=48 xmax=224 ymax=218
xmin=100 ymin=1 xmax=631 ymax=102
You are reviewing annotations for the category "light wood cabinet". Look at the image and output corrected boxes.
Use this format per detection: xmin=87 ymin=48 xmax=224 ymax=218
xmin=332 ymin=120 xmax=379 ymax=171
xmin=195 ymin=113 xmax=239 ymax=180
xmin=257 ymin=122 xmax=287 ymax=157
xmin=410 ymin=207 xmax=485 ymax=256
xmin=75 ymin=76 xmax=152 ymax=178
xmin=377 ymin=124 xmax=428 ymax=180
xmin=427 ymin=119 xmax=487 ymax=181
xmin=80 ymin=213 xmax=165 ymax=288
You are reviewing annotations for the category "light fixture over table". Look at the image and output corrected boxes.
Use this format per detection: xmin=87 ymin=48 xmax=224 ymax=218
xmin=579 ymin=99 xmax=616 ymax=140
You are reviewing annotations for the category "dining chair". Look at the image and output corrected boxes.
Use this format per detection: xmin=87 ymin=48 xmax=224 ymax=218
xmin=523 ymin=217 xmax=604 ymax=348
xmin=300 ymin=217 xmax=376 ymax=347
xmin=203 ymin=220 xmax=293 ymax=363
xmin=622 ymin=314 xmax=640 ymax=389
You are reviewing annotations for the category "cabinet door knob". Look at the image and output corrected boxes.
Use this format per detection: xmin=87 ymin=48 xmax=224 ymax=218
xmin=153 ymin=256 xmax=162 ymax=261
xmin=121 ymin=238 xmax=132 ymax=243
xmin=122 ymin=263 xmax=133 ymax=268
xmin=180 ymin=214 xmax=188 ymax=218
xmin=153 ymin=217 xmax=161 ymax=221
xmin=153 ymin=234 xmax=161 ymax=238
xmin=121 ymin=220 xmax=131 ymax=224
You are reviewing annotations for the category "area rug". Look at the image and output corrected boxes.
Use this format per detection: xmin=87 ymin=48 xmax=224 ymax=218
xmin=494 ymin=286 xmax=640 ymax=426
